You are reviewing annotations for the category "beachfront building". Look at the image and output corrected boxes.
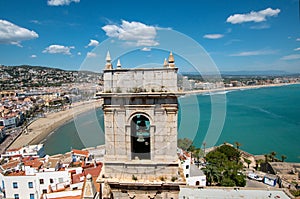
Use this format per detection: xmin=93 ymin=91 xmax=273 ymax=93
xmin=97 ymin=51 xmax=184 ymax=198
xmin=0 ymin=115 xmax=17 ymax=129
xmin=1 ymin=144 xmax=45 ymax=159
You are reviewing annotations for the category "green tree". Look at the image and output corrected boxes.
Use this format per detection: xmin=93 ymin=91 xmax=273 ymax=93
xmin=218 ymin=144 xmax=240 ymax=162
xmin=205 ymin=150 xmax=227 ymax=168
xmin=233 ymin=174 xmax=246 ymax=187
xmin=202 ymin=142 xmax=206 ymax=156
xmin=255 ymin=159 xmax=264 ymax=170
xmin=234 ymin=141 xmax=241 ymax=150
xmin=244 ymin=158 xmax=251 ymax=168
xmin=202 ymin=164 xmax=221 ymax=185
xmin=220 ymin=177 xmax=235 ymax=187
xmin=270 ymin=151 xmax=277 ymax=162
xmin=281 ymin=155 xmax=287 ymax=162
xmin=191 ymin=147 xmax=203 ymax=162
xmin=204 ymin=144 xmax=246 ymax=187
xmin=264 ymin=154 xmax=269 ymax=163
xmin=177 ymin=138 xmax=193 ymax=151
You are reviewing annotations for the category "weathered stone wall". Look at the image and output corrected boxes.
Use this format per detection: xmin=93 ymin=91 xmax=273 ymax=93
xmin=103 ymin=100 xmax=178 ymax=162
xmin=103 ymin=68 xmax=178 ymax=93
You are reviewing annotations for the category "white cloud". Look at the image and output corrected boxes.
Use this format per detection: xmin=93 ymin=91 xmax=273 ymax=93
xmin=77 ymin=52 xmax=81 ymax=55
xmin=47 ymin=0 xmax=80 ymax=6
xmin=87 ymin=52 xmax=97 ymax=58
xmin=0 ymin=19 xmax=38 ymax=46
xmin=86 ymin=39 xmax=99 ymax=48
xmin=250 ymin=24 xmax=270 ymax=29
xmin=224 ymin=39 xmax=241 ymax=46
xmin=296 ymin=38 xmax=300 ymax=41
xmin=226 ymin=8 xmax=280 ymax=24
xmin=30 ymin=54 xmax=37 ymax=58
xmin=294 ymin=48 xmax=300 ymax=51
xmin=230 ymin=49 xmax=277 ymax=56
xmin=141 ymin=47 xmax=151 ymax=51
xmin=43 ymin=45 xmax=74 ymax=55
xmin=203 ymin=34 xmax=224 ymax=39
xmin=280 ymin=54 xmax=300 ymax=60
xmin=102 ymin=20 xmax=159 ymax=46
xmin=30 ymin=20 xmax=41 ymax=24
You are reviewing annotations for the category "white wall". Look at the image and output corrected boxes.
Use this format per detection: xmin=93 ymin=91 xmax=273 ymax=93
xmin=3 ymin=174 xmax=38 ymax=199
xmin=1 ymin=170 xmax=70 ymax=199
xmin=187 ymin=175 xmax=206 ymax=186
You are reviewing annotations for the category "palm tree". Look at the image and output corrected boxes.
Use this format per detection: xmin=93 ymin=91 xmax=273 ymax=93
xmin=255 ymin=159 xmax=264 ymax=170
xmin=244 ymin=158 xmax=251 ymax=168
xmin=270 ymin=151 xmax=277 ymax=162
xmin=281 ymin=155 xmax=287 ymax=162
xmin=202 ymin=142 xmax=206 ymax=158
xmin=234 ymin=141 xmax=241 ymax=150
xmin=202 ymin=164 xmax=220 ymax=186
xmin=264 ymin=154 xmax=269 ymax=163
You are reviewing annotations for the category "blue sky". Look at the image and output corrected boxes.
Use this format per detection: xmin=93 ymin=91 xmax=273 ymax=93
xmin=0 ymin=0 xmax=299 ymax=73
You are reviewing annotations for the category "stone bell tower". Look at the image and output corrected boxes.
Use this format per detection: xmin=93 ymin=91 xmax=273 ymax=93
xmin=97 ymin=52 xmax=183 ymax=199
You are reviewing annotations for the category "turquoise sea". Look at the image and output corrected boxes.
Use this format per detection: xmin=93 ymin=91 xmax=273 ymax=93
xmin=44 ymin=84 xmax=300 ymax=162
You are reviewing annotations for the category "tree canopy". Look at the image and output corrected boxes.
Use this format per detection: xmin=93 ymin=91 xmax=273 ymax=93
xmin=203 ymin=144 xmax=246 ymax=187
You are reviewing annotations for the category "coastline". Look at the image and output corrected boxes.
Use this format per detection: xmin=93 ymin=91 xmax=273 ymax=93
xmin=7 ymin=82 xmax=299 ymax=151
xmin=184 ymin=82 xmax=299 ymax=95
xmin=8 ymin=100 xmax=103 ymax=150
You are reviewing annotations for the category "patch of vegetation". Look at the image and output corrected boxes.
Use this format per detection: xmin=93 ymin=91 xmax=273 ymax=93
xmin=132 ymin=175 xmax=138 ymax=181
xmin=202 ymin=144 xmax=246 ymax=187
xmin=171 ymin=176 xmax=178 ymax=182
xmin=290 ymin=189 xmax=300 ymax=197
xmin=159 ymin=176 xmax=166 ymax=181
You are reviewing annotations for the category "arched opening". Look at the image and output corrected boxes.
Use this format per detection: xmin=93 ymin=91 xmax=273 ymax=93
xmin=196 ymin=181 xmax=200 ymax=186
xmin=131 ymin=114 xmax=150 ymax=160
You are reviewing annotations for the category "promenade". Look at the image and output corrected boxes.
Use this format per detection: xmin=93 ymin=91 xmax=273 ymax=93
xmin=7 ymin=100 xmax=102 ymax=150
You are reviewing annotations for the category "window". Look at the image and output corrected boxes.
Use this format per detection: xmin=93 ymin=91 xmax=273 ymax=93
xmin=185 ymin=174 xmax=189 ymax=178
xmin=186 ymin=165 xmax=189 ymax=169
xmin=14 ymin=194 xmax=19 ymax=199
xmin=131 ymin=114 xmax=151 ymax=160
xmin=28 ymin=182 xmax=33 ymax=188
xmin=30 ymin=193 xmax=35 ymax=199
xmin=39 ymin=179 xmax=44 ymax=184
xmin=42 ymin=189 xmax=47 ymax=194
xmin=50 ymin=178 xmax=54 ymax=183
xmin=13 ymin=182 xmax=18 ymax=188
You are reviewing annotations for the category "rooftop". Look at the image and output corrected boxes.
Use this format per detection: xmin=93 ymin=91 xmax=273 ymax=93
xmin=179 ymin=187 xmax=291 ymax=199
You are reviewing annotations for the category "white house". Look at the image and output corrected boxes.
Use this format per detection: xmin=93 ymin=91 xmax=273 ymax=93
xmin=0 ymin=116 xmax=17 ymax=129
xmin=187 ymin=164 xmax=206 ymax=186
xmin=181 ymin=151 xmax=206 ymax=187
xmin=2 ymin=144 xmax=45 ymax=159
xmin=0 ymin=170 xmax=70 ymax=199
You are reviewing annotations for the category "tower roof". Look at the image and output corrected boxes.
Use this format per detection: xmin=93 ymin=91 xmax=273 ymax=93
xmin=105 ymin=51 xmax=113 ymax=70
xmin=163 ymin=58 xmax=168 ymax=67
xmin=168 ymin=52 xmax=174 ymax=63
xmin=106 ymin=51 xmax=111 ymax=62
xmin=168 ymin=52 xmax=175 ymax=67
xmin=117 ymin=59 xmax=122 ymax=69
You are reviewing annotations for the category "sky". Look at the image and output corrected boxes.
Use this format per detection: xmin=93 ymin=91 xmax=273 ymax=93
xmin=0 ymin=0 xmax=300 ymax=73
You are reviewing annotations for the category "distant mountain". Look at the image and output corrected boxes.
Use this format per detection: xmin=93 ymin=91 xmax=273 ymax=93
xmin=220 ymin=70 xmax=294 ymax=76
xmin=181 ymin=70 xmax=297 ymax=77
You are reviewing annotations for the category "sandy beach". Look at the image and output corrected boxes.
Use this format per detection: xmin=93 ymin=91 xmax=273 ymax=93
xmin=184 ymin=82 xmax=299 ymax=95
xmin=7 ymin=82 xmax=298 ymax=150
xmin=8 ymin=100 xmax=103 ymax=150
